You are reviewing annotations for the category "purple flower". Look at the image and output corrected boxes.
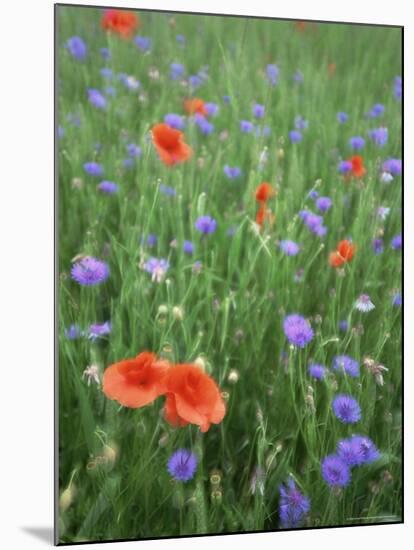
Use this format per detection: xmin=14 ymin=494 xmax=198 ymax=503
xmin=205 ymin=102 xmax=219 ymax=117
xmin=383 ymin=158 xmax=402 ymax=175
xmin=134 ymin=35 xmax=151 ymax=51
xmin=332 ymin=394 xmax=361 ymax=424
xmin=183 ymin=240 xmax=194 ymax=254
xmin=169 ymin=62 xmax=185 ymax=80
xmin=283 ymin=314 xmax=314 ymax=348
xmin=118 ymin=73 xmax=140 ymax=91
xmin=372 ymin=238 xmax=384 ymax=255
xmin=71 ymin=256 xmax=109 ymax=286
xmin=294 ymin=116 xmax=308 ymax=130
xmin=289 ymin=130 xmax=302 ymax=143
xmin=293 ymin=70 xmax=304 ymax=83
xmin=88 ymin=321 xmax=112 ymax=341
xmin=144 ymin=234 xmax=157 ymax=248
xmin=355 ymin=294 xmax=375 ymax=313
xmin=338 ymin=320 xmax=349 ymax=332
xmin=64 ymin=324 xmax=83 ymax=340
xmin=266 ymin=64 xmax=279 ymax=86
xmin=337 ymin=112 xmax=348 ymax=123
xmin=394 ymin=76 xmax=402 ymax=100
xmin=194 ymin=113 xmax=214 ymax=135
xmin=369 ymin=103 xmax=385 ymax=118
xmin=332 ymin=355 xmax=360 ymax=377
xmin=308 ymin=190 xmax=319 ymax=200
xmin=349 ymin=136 xmax=365 ymax=150
xmin=253 ymin=103 xmax=265 ymax=118
xmin=164 ymin=113 xmax=185 ymax=130
xmin=223 ymin=95 xmax=231 ymax=104
xmin=100 ymin=67 xmax=113 ymax=80
xmin=167 ymin=449 xmax=198 ymax=482
xmin=240 ymin=120 xmax=254 ymax=133
xmin=100 ymin=47 xmax=110 ymax=60
xmin=65 ymin=36 xmax=87 ymax=60
xmin=195 ymin=215 xmax=217 ymax=235
xmin=377 ymin=206 xmax=390 ymax=220
xmin=321 ymin=455 xmax=351 ymax=487
xmin=192 ymin=260 xmax=202 ymax=274
xmin=98 ymin=181 xmax=118 ymax=194
xmin=315 ymin=196 xmax=332 ymax=213
xmin=83 ymin=162 xmax=104 ymax=177
xmin=308 ymin=364 xmax=326 ymax=380
xmin=392 ymin=292 xmax=402 ymax=307
xmin=143 ymin=257 xmax=169 ymax=283
xmin=122 ymin=145 xmax=140 ymax=161
xmin=337 ymin=160 xmax=352 ymax=174
xmin=279 ymin=478 xmax=310 ymax=528
xmin=299 ymin=210 xmax=327 ymax=237
xmin=189 ymin=74 xmax=203 ymax=89
xmin=87 ymin=89 xmax=107 ymax=110
xmin=224 ymin=165 xmax=242 ymax=179
xmin=280 ymin=240 xmax=300 ymax=256
xmin=159 ymin=184 xmax=176 ymax=197
xmin=391 ymin=234 xmax=402 ymax=250
xmin=369 ymin=127 xmax=388 ymax=147
xmin=337 ymin=435 xmax=380 ymax=467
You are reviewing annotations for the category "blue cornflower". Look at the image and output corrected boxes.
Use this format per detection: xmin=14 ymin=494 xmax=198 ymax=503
xmin=338 ymin=320 xmax=349 ymax=332
xmin=315 ymin=196 xmax=332 ymax=213
xmin=205 ymin=102 xmax=219 ymax=117
xmin=293 ymin=70 xmax=304 ymax=83
xmin=337 ymin=112 xmax=348 ymax=123
xmin=88 ymin=321 xmax=112 ymax=341
xmin=383 ymin=158 xmax=402 ymax=175
xmin=127 ymin=143 xmax=142 ymax=158
xmin=183 ymin=240 xmax=194 ymax=254
xmin=332 ymin=355 xmax=360 ymax=378
xmin=144 ymin=234 xmax=157 ymax=248
xmin=253 ymin=103 xmax=265 ymax=118
xmin=240 ymin=120 xmax=254 ymax=133
xmin=294 ymin=116 xmax=308 ymax=130
xmin=280 ymin=240 xmax=300 ymax=256
xmin=283 ymin=314 xmax=314 ymax=348
xmin=159 ymin=184 xmax=177 ymax=197
xmin=170 ymin=63 xmax=185 ymax=80
xmin=308 ymin=364 xmax=326 ymax=380
xmin=84 ymin=162 xmax=104 ymax=177
xmin=87 ymin=89 xmax=107 ymax=110
xmin=392 ymin=292 xmax=402 ymax=307
xmin=98 ymin=181 xmax=118 ymax=194
xmin=332 ymin=394 xmax=361 ymax=424
xmin=176 ymin=34 xmax=185 ymax=46
xmin=369 ymin=127 xmax=388 ymax=147
xmin=195 ymin=215 xmax=217 ymax=235
xmin=194 ymin=113 xmax=214 ymax=135
xmin=289 ymin=130 xmax=302 ymax=143
xmin=337 ymin=160 xmax=352 ymax=174
xmin=308 ymin=190 xmax=319 ymax=200
xmin=100 ymin=47 xmax=110 ymax=60
xmin=391 ymin=234 xmax=402 ymax=250
xmin=349 ymin=136 xmax=365 ymax=150
xmin=223 ymin=95 xmax=231 ymax=104
xmin=164 ymin=113 xmax=185 ymax=130
xmin=64 ymin=324 xmax=83 ymax=340
xmin=321 ymin=455 xmax=351 ymax=487
xmin=167 ymin=449 xmax=198 ymax=482
xmin=369 ymin=103 xmax=385 ymax=118
xmin=189 ymin=74 xmax=203 ymax=89
xmin=372 ymin=238 xmax=384 ymax=255
xmin=224 ymin=165 xmax=242 ymax=179
xmin=266 ymin=64 xmax=279 ymax=86
xmin=71 ymin=256 xmax=109 ymax=286
xmin=279 ymin=478 xmax=310 ymax=528
xmin=143 ymin=257 xmax=169 ymax=283
xmin=337 ymin=435 xmax=380 ymax=467
xmin=299 ymin=210 xmax=327 ymax=237
xmin=100 ymin=67 xmax=113 ymax=80
xmin=134 ymin=35 xmax=151 ymax=51
xmin=65 ymin=36 xmax=87 ymax=60
xmin=394 ymin=76 xmax=402 ymax=100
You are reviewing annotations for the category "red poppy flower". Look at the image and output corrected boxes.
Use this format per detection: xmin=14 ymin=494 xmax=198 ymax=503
xmin=151 ymin=123 xmax=193 ymax=166
xmin=255 ymin=182 xmax=275 ymax=203
xmin=101 ymin=9 xmax=139 ymax=38
xmin=183 ymin=98 xmax=207 ymax=116
xmin=163 ymin=364 xmax=226 ymax=432
xmin=329 ymin=239 xmax=356 ymax=268
xmin=349 ymin=155 xmax=366 ymax=178
xmin=102 ymin=352 xmax=169 ymax=408
xmin=255 ymin=204 xmax=275 ymax=230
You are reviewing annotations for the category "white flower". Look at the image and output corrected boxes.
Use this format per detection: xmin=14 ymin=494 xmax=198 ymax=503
xmin=82 ymin=364 xmax=100 ymax=386
xmin=355 ymin=294 xmax=375 ymax=313
xmin=380 ymin=171 xmax=394 ymax=184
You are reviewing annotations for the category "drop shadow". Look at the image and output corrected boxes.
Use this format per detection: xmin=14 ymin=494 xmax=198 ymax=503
xmin=21 ymin=526 xmax=54 ymax=544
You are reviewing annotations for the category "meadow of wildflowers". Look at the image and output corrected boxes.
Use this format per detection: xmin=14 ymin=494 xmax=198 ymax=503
xmin=57 ymin=6 xmax=402 ymax=544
